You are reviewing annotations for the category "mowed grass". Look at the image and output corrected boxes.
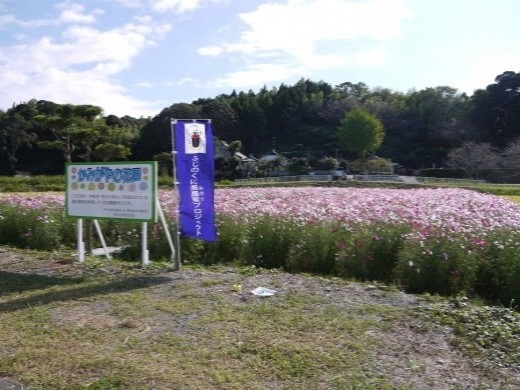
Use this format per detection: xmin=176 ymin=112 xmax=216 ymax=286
xmin=1 ymin=250 xmax=520 ymax=389
xmin=0 ymin=258 xmax=405 ymax=390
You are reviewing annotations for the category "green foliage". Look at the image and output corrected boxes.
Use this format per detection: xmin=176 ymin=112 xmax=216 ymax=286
xmin=471 ymin=71 xmax=520 ymax=146
xmin=335 ymin=223 xmax=409 ymax=283
xmin=287 ymin=157 xmax=309 ymax=175
xmin=315 ymin=156 xmax=339 ymax=170
xmin=35 ymin=104 xmax=104 ymax=163
xmin=419 ymin=168 xmax=467 ymax=178
xmin=182 ymin=216 xmax=246 ymax=265
xmin=0 ymin=206 xmax=63 ymax=250
xmin=4 ymin=75 xmax=520 ymax=175
xmin=286 ymin=222 xmax=344 ymax=275
xmin=0 ymin=175 xmax=65 ymax=192
xmin=350 ymin=157 xmax=393 ymax=174
xmin=2 ymin=191 xmax=520 ymax=308
xmin=243 ymin=217 xmax=300 ymax=269
xmin=394 ymin=235 xmax=477 ymax=296
xmin=338 ymin=108 xmax=385 ymax=157
xmin=475 ymin=230 xmax=520 ymax=307
xmin=93 ymin=143 xmax=131 ymax=161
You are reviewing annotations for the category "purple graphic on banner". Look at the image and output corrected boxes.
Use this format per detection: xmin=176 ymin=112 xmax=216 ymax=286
xmin=173 ymin=120 xmax=217 ymax=241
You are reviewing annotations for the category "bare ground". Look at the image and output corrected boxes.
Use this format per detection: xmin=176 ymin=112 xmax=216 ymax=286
xmin=1 ymin=246 xmax=520 ymax=389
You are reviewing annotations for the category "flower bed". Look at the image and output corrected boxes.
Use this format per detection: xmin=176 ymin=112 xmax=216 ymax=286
xmin=1 ymin=187 xmax=520 ymax=305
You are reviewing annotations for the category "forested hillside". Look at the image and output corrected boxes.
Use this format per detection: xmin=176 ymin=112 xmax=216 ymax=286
xmin=2 ymin=71 xmax=520 ymax=178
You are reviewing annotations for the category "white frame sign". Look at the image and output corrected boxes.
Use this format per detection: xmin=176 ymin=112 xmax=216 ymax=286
xmin=66 ymin=162 xmax=157 ymax=222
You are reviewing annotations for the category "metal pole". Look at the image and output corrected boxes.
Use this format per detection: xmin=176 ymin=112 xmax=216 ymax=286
xmin=141 ymin=222 xmax=149 ymax=267
xmin=157 ymin=199 xmax=176 ymax=269
xmin=76 ymin=218 xmax=85 ymax=262
xmin=93 ymin=219 xmax=111 ymax=259
xmin=171 ymin=119 xmax=182 ymax=269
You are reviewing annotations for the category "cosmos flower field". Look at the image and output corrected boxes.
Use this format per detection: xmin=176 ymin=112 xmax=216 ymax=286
xmin=1 ymin=187 xmax=520 ymax=303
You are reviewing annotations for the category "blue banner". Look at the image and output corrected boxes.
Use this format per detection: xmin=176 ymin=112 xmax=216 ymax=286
xmin=173 ymin=120 xmax=217 ymax=241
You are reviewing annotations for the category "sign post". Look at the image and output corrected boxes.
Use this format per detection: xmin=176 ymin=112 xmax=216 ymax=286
xmin=66 ymin=161 xmax=158 ymax=266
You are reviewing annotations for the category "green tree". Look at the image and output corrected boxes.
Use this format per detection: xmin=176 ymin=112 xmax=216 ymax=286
xmin=316 ymin=156 xmax=339 ymax=170
xmin=470 ymin=71 xmax=520 ymax=146
xmin=92 ymin=114 xmax=139 ymax=162
xmin=200 ymin=98 xmax=238 ymax=141
xmin=338 ymin=108 xmax=385 ymax=158
xmin=35 ymin=104 xmax=103 ymax=163
xmin=0 ymin=103 xmax=38 ymax=174
xmin=93 ymin=143 xmax=131 ymax=161
xmin=132 ymin=103 xmax=201 ymax=160
xmin=287 ymin=157 xmax=309 ymax=175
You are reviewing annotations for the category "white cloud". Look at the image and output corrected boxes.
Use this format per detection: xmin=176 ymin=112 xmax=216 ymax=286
xmin=133 ymin=81 xmax=155 ymax=88
xmin=0 ymin=13 xmax=171 ymax=117
xmin=198 ymin=46 xmax=224 ymax=56
xmin=175 ymin=77 xmax=202 ymax=86
xmin=151 ymin=0 xmax=201 ymax=13
xmin=56 ymin=2 xmax=100 ymax=24
xmin=221 ymin=0 xmax=409 ymax=59
xmin=212 ymin=63 xmax=300 ymax=89
xmin=197 ymin=0 xmax=410 ymax=89
xmin=0 ymin=14 xmax=17 ymax=27
xmin=353 ymin=47 xmax=388 ymax=66
xmin=4 ymin=67 xmax=158 ymax=116
xmin=452 ymin=53 xmax=520 ymax=95
xmin=0 ymin=1 xmax=101 ymax=28
xmin=112 ymin=0 xmax=144 ymax=7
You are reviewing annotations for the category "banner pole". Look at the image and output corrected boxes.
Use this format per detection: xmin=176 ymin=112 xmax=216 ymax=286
xmin=171 ymin=119 xmax=182 ymax=269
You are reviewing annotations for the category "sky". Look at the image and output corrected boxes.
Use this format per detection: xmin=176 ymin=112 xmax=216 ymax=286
xmin=1 ymin=0 xmax=519 ymax=118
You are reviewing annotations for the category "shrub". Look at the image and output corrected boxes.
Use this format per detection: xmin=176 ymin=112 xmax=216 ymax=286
xmin=335 ymin=223 xmax=409 ymax=283
xmin=0 ymin=205 xmax=64 ymax=250
xmin=475 ymin=230 xmax=520 ymax=308
xmin=207 ymin=216 xmax=245 ymax=263
xmin=394 ymin=234 xmax=477 ymax=296
xmin=243 ymin=217 xmax=300 ymax=269
xmin=286 ymin=222 xmax=344 ymax=275
xmin=0 ymin=175 xmax=65 ymax=192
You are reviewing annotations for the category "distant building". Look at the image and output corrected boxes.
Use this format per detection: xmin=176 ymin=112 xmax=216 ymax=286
xmin=258 ymin=150 xmax=290 ymax=177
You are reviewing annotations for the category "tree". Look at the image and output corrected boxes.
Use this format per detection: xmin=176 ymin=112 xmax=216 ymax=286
xmin=498 ymin=137 xmax=520 ymax=182
xmin=350 ymin=156 xmax=393 ymax=174
xmin=93 ymin=143 xmax=131 ymax=161
xmin=338 ymin=108 xmax=385 ymax=158
xmin=287 ymin=157 xmax=309 ymax=175
xmin=445 ymin=141 xmax=500 ymax=179
xmin=200 ymin=98 xmax=238 ymax=141
xmin=92 ymin=115 xmax=138 ymax=162
xmin=132 ymin=103 xmax=201 ymax=160
xmin=0 ymin=103 xmax=38 ymax=174
xmin=470 ymin=71 xmax=520 ymax=146
xmin=35 ymin=104 xmax=103 ymax=163
xmin=316 ymin=156 xmax=339 ymax=170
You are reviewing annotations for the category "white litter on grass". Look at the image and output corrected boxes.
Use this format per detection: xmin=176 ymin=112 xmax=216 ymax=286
xmin=91 ymin=247 xmax=123 ymax=256
xmin=250 ymin=287 xmax=277 ymax=297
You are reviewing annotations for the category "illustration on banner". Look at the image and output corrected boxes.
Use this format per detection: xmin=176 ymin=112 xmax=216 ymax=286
xmin=185 ymin=123 xmax=207 ymax=154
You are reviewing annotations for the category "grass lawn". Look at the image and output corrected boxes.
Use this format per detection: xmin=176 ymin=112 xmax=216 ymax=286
xmin=0 ymin=248 xmax=519 ymax=389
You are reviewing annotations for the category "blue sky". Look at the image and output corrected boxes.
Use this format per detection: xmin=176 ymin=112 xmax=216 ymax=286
xmin=1 ymin=0 xmax=519 ymax=118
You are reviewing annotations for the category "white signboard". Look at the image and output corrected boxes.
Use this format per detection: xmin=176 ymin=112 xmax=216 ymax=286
xmin=66 ymin=162 xmax=157 ymax=222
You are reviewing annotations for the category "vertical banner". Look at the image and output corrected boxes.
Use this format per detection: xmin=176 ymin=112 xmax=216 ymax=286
xmin=173 ymin=120 xmax=217 ymax=241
